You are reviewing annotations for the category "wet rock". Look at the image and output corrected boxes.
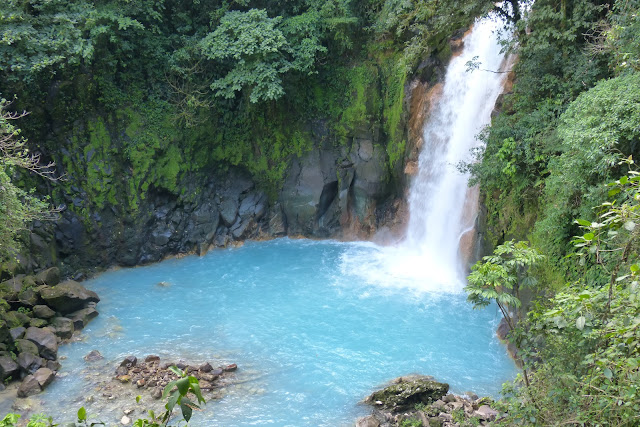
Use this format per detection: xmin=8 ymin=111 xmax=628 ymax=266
xmin=210 ymin=368 xmax=223 ymax=377
xmin=84 ymin=350 xmax=103 ymax=362
xmin=24 ymin=327 xmax=58 ymax=360
xmin=120 ymin=355 xmax=137 ymax=368
xmin=17 ymin=374 xmax=41 ymax=397
xmin=35 ymin=267 xmax=61 ymax=286
xmin=116 ymin=375 xmax=131 ymax=383
xmin=39 ymin=280 xmax=100 ymax=314
xmin=69 ymin=307 xmax=99 ymax=330
xmin=223 ymin=363 xmax=237 ymax=372
xmin=199 ymin=362 xmax=213 ymax=372
xmin=46 ymin=360 xmax=61 ymax=371
xmin=51 ymin=317 xmax=74 ymax=339
xmin=365 ymin=375 xmax=449 ymax=411
xmin=0 ymin=355 xmax=20 ymax=381
xmin=152 ymin=388 xmax=162 ymax=399
xmin=33 ymin=305 xmax=56 ymax=319
xmin=464 ymin=391 xmax=479 ymax=401
xmin=356 ymin=415 xmax=380 ymax=427
xmin=9 ymin=327 xmax=26 ymax=340
xmin=33 ymin=367 xmax=55 ymax=388
xmin=17 ymin=352 xmax=45 ymax=374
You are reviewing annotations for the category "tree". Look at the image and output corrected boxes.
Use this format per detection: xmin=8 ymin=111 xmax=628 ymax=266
xmin=0 ymin=99 xmax=58 ymax=261
xmin=198 ymin=8 xmax=326 ymax=103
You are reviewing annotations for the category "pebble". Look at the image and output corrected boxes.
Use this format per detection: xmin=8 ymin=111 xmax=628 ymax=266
xmin=121 ymin=415 xmax=130 ymax=425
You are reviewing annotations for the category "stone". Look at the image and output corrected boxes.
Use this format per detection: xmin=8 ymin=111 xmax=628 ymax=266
xmin=356 ymin=415 xmax=380 ymax=427
xmin=28 ymin=318 xmax=48 ymax=328
xmin=152 ymin=388 xmax=162 ymax=399
xmin=46 ymin=360 xmax=61 ymax=371
xmin=219 ymin=197 xmax=239 ymax=227
xmin=136 ymin=378 xmax=146 ymax=388
xmin=68 ymin=307 xmax=99 ymax=330
xmin=115 ymin=366 xmax=128 ymax=376
xmin=24 ymin=327 xmax=58 ymax=360
xmin=39 ymin=280 xmax=100 ymax=315
xmin=33 ymin=305 xmax=56 ymax=319
xmin=17 ymin=351 xmax=45 ymax=374
xmin=121 ymin=415 xmax=131 ymax=425
xmin=15 ymin=339 xmax=39 ymax=355
xmin=33 ymin=367 xmax=55 ymax=388
xmin=2 ymin=312 xmax=23 ymax=329
xmin=223 ymin=363 xmax=237 ymax=372
xmin=51 ymin=317 xmax=74 ymax=339
xmin=120 ymin=355 xmax=137 ymax=368
xmin=474 ymin=405 xmax=498 ymax=421
xmin=18 ymin=288 xmax=41 ymax=307
xmin=0 ymin=355 xmax=20 ymax=381
xmin=443 ymin=393 xmax=457 ymax=403
xmin=145 ymin=355 xmax=159 ymax=363
xmin=84 ymin=350 xmax=103 ymax=362
xmin=17 ymin=374 xmax=41 ymax=397
xmin=364 ymin=375 xmax=449 ymax=411
xmin=9 ymin=327 xmax=26 ymax=340
xmin=199 ymin=362 xmax=213 ymax=372
xmin=35 ymin=267 xmax=61 ymax=286
xmin=123 ymin=409 xmax=134 ymax=416
xmin=464 ymin=391 xmax=479 ymax=401
xmin=116 ymin=375 xmax=131 ymax=383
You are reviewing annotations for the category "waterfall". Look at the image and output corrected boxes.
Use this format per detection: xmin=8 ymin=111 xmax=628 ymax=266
xmin=341 ymin=16 xmax=510 ymax=294
xmin=402 ymin=17 xmax=510 ymax=289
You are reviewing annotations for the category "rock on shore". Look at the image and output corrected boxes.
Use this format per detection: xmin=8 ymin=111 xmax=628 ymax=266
xmin=360 ymin=375 xmax=500 ymax=427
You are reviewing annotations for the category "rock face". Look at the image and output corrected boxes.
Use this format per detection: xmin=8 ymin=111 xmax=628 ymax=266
xmin=365 ymin=375 xmax=449 ymax=411
xmin=39 ymin=280 xmax=100 ymax=314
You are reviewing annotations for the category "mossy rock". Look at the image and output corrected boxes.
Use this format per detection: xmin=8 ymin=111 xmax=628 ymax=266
xmin=365 ymin=375 xmax=449 ymax=411
xmin=14 ymin=339 xmax=39 ymax=355
xmin=28 ymin=318 xmax=48 ymax=328
xmin=1 ymin=312 xmax=23 ymax=329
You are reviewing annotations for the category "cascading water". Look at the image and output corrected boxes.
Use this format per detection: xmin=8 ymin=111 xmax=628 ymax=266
xmin=405 ymin=17 xmax=510 ymax=285
xmin=343 ymin=16 xmax=510 ymax=293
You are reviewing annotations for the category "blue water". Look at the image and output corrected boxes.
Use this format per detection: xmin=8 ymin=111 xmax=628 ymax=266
xmin=30 ymin=239 xmax=516 ymax=425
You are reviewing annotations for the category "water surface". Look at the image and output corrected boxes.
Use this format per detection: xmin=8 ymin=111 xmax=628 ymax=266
xmin=31 ymin=239 xmax=516 ymax=426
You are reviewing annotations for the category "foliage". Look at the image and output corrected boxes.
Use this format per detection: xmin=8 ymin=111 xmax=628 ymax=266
xmin=0 ymin=99 xmax=57 ymax=261
xmin=466 ymin=240 xmax=544 ymax=329
xmin=495 ymin=168 xmax=640 ymax=425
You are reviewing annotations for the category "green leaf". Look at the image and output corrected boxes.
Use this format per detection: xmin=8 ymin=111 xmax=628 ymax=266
xmin=166 ymin=390 xmax=179 ymax=413
xmin=583 ymin=232 xmax=595 ymax=241
xmin=609 ymin=187 xmax=621 ymax=197
xmin=180 ymin=399 xmax=193 ymax=422
xmin=168 ymin=366 xmax=184 ymax=377
xmin=604 ymin=368 xmax=613 ymax=379
xmin=624 ymin=221 xmax=636 ymax=231
xmin=576 ymin=218 xmax=592 ymax=226
xmin=176 ymin=377 xmax=190 ymax=396
xmin=78 ymin=407 xmax=87 ymax=421
xmin=576 ymin=316 xmax=586 ymax=330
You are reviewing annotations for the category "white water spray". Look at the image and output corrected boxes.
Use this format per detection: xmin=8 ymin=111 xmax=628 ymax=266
xmin=341 ymin=16 xmax=510 ymax=294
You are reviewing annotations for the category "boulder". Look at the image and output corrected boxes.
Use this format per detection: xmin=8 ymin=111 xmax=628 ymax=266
xmin=17 ymin=374 xmax=41 ymax=397
xmin=0 ymin=320 xmax=9 ymax=343
xmin=33 ymin=367 xmax=55 ymax=388
xmin=33 ymin=305 xmax=56 ymax=319
xmin=365 ymin=375 xmax=449 ymax=411
xmin=474 ymin=405 xmax=498 ymax=421
xmin=9 ymin=326 xmax=26 ymax=340
xmin=120 ymin=355 xmax=137 ymax=368
xmin=24 ymin=327 xmax=58 ymax=360
xmin=28 ymin=318 xmax=48 ymax=328
xmin=17 ymin=352 xmax=45 ymax=374
xmin=2 ymin=312 xmax=24 ymax=329
xmin=84 ymin=350 xmax=103 ymax=362
xmin=69 ymin=307 xmax=99 ymax=330
xmin=18 ymin=288 xmax=41 ymax=307
xmin=14 ymin=339 xmax=39 ymax=355
xmin=39 ymin=280 xmax=99 ymax=315
xmin=0 ymin=277 xmax=23 ymax=301
xmin=35 ymin=267 xmax=61 ymax=286
xmin=0 ymin=355 xmax=20 ymax=381
xmin=51 ymin=317 xmax=74 ymax=339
